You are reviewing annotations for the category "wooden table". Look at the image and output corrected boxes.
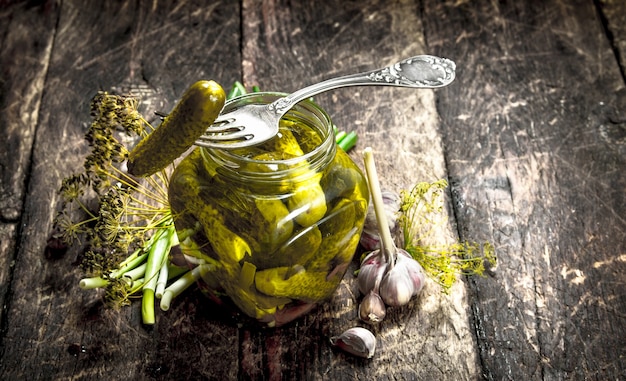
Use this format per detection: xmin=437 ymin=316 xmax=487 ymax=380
xmin=1 ymin=1 xmax=625 ymax=379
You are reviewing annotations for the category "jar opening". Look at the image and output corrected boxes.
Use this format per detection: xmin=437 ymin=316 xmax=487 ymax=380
xmin=201 ymin=92 xmax=336 ymax=185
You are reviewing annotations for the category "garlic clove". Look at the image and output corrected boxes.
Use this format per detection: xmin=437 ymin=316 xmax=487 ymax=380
xmin=360 ymin=249 xmax=382 ymax=264
xmin=397 ymin=249 xmax=426 ymax=296
xmin=379 ymin=259 xmax=416 ymax=307
xmin=330 ymin=327 xmax=377 ymax=359
xmin=359 ymin=228 xmax=381 ymax=251
xmin=357 ymin=250 xmax=387 ymax=295
xmin=359 ymin=291 xmax=386 ymax=324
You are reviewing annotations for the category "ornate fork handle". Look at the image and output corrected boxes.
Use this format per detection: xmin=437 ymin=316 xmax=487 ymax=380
xmin=269 ymin=55 xmax=456 ymax=115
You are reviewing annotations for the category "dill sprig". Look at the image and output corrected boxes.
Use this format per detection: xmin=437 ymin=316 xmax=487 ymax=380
xmin=54 ymin=91 xmax=178 ymax=321
xmin=399 ymin=180 xmax=496 ymax=293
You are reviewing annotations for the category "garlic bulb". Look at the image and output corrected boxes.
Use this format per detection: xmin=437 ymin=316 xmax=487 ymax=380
xmin=360 ymin=148 xmax=426 ymax=310
xmin=357 ymin=250 xmax=387 ymax=295
xmin=330 ymin=327 xmax=377 ymax=359
xmin=359 ymin=291 xmax=386 ymax=324
xmin=360 ymin=190 xmax=401 ymax=251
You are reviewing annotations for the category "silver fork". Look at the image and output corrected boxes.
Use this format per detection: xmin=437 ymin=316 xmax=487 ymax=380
xmin=195 ymin=55 xmax=456 ymax=149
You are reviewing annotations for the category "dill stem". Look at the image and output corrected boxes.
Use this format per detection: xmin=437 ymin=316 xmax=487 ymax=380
xmin=143 ymin=169 xmax=170 ymax=201
xmin=74 ymin=217 xmax=98 ymax=227
xmin=76 ymin=200 xmax=98 ymax=220
xmin=140 ymin=115 xmax=156 ymax=132
xmin=107 ymin=165 xmax=169 ymax=206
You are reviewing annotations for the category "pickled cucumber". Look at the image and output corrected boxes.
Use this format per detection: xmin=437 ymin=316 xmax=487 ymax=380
xmin=128 ymin=80 xmax=225 ymax=177
xmin=255 ymin=266 xmax=337 ymax=302
xmin=253 ymin=198 xmax=294 ymax=250
xmin=287 ymin=174 xmax=327 ymax=226
xmin=253 ymin=225 xmax=323 ymax=269
xmin=168 ymin=150 xmax=251 ymax=264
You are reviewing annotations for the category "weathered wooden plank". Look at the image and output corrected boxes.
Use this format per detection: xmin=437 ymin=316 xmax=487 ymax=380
xmin=6 ymin=1 xmax=622 ymax=380
xmin=238 ymin=0 xmax=479 ymax=379
xmin=0 ymin=223 xmax=17 ymax=327
xmin=0 ymin=0 xmax=59 ymax=356
xmin=599 ymin=0 xmax=626 ymax=78
xmin=0 ymin=2 xmax=57 ymax=220
xmin=423 ymin=0 xmax=626 ymax=379
xmin=0 ymin=1 xmax=242 ymax=379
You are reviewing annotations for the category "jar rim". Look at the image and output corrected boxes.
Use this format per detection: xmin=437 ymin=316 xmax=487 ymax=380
xmin=201 ymin=92 xmax=336 ymax=181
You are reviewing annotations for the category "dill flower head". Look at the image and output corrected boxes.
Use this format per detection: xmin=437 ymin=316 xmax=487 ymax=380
xmin=54 ymin=91 xmax=174 ymax=303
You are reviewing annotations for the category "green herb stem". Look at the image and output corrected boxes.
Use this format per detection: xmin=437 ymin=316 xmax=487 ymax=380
xmin=335 ymin=131 xmax=347 ymax=144
xmin=338 ymin=131 xmax=358 ymax=152
xmin=155 ymin=260 xmax=169 ymax=299
xmin=227 ymin=81 xmax=247 ymax=99
xmin=79 ymin=276 xmax=109 ymax=290
xmin=141 ymin=225 xmax=175 ymax=325
xmin=363 ymin=147 xmax=396 ymax=268
xmin=122 ymin=263 xmax=147 ymax=281
xmin=160 ymin=264 xmax=209 ymax=311
xmin=167 ymin=264 xmax=189 ymax=280
xmin=110 ymin=249 xmax=147 ymax=278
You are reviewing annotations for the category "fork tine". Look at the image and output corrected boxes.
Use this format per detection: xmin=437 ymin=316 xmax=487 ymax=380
xmin=211 ymin=116 xmax=234 ymax=126
xmin=204 ymin=124 xmax=244 ymax=134
xmin=203 ymin=117 xmax=237 ymax=132
xmin=198 ymin=129 xmax=253 ymax=142
xmin=195 ymin=138 xmax=255 ymax=150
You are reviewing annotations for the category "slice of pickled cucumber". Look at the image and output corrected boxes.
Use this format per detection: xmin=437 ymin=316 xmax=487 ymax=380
xmin=127 ymin=80 xmax=226 ymax=177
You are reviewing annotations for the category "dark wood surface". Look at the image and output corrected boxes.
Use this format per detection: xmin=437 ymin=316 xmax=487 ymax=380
xmin=0 ymin=0 xmax=624 ymax=380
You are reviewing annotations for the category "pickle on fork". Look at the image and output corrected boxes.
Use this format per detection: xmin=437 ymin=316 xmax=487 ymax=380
xmin=128 ymin=80 xmax=225 ymax=177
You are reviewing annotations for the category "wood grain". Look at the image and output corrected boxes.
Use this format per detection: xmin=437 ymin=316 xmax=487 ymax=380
xmin=239 ymin=0 xmax=479 ymax=379
xmin=0 ymin=0 xmax=624 ymax=380
xmin=423 ymin=0 xmax=626 ymax=379
xmin=0 ymin=0 xmax=59 ymax=353
xmin=0 ymin=1 xmax=242 ymax=379
xmin=0 ymin=1 xmax=57 ymax=221
xmin=599 ymin=0 xmax=626 ymax=78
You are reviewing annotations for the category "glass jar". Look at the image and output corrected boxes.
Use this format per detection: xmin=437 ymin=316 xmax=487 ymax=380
xmin=168 ymin=93 xmax=369 ymax=327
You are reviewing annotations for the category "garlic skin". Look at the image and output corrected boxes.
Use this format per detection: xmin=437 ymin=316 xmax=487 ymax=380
xmin=398 ymin=250 xmax=426 ymax=296
xmin=359 ymin=228 xmax=382 ymax=251
xmin=360 ymin=190 xmax=400 ymax=251
xmin=357 ymin=250 xmax=387 ymax=295
xmin=379 ymin=249 xmax=427 ymax=306
xmin=359 ymin=291 xmax=386 ymax=324
xmin=379 ymin=261 xmax=415 ymax=307
xmin=330 ymin=327 xmax=377 ymax=359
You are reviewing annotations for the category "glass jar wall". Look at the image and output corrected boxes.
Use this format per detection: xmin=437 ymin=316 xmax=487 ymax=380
xmin=168 ymin=93 xmax=369 ymax=327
